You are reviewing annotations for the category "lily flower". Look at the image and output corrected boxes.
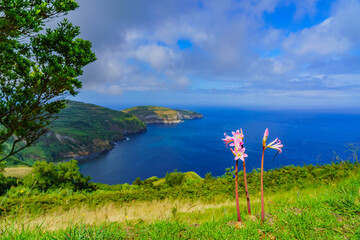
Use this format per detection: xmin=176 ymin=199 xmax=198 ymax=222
xmin=266 ymin=138 xmax=283 ymax=153
xmin=232 ymin=129 xmax=244 ymax=141
xmin=262 ymin=128 xmax=283 ymax=153
xmin=222 ymin=129 xmax=252 ymax=221
xmin=262 ymin=128 xmax=269 ymax=148
xmin=231 ymin=146 xmax=248 ymax=162
xmin=260 ymin=128 xmax=284 ymax=223
xmin=222 ymin=129 xmax=244 ymax=147
xmin=222 ymin=133 xmax=234 ymax=147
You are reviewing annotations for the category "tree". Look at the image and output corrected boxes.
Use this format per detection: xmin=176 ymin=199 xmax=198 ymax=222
xmin=0 ymin=0 xmax=96 ymax=161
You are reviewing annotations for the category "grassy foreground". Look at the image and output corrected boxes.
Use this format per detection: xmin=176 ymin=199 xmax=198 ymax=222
xmin=0 ymin=162 xmax=359 ymax=239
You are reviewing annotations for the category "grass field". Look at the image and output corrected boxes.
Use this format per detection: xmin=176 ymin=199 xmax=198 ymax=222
xmin=0 ymin=163 xmax=359 ymax=239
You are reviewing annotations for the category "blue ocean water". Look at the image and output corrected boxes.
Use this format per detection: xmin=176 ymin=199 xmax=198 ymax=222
xmin=78 ymin=107 xmax=360 ymax=184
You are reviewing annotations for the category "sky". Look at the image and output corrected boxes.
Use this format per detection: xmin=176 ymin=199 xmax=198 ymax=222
xmin=61 ymin=0 xmax=360 ymax=110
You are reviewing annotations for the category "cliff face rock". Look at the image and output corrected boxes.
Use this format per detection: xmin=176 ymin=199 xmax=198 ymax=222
xmin=176 ymin=110 xmax=204 ymax=120
xmin=123 ymin=106 xmax=203 ymax=124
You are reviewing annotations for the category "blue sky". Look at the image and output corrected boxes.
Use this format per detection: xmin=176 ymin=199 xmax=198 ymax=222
xmin=64 ymin=0 xmax=360 ymax=110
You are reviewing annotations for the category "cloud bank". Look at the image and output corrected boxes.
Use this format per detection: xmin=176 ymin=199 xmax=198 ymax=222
xmin=65 ymin=0 xmax=360 ymax=109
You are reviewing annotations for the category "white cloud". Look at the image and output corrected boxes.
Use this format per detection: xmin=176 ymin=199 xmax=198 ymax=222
xmin=322 ymin=74 xmax=360 ymax=88
xmin=267 ymin=89 xmax=351 ymax=98
xmin=284 ymin=18 xmax=351 ymax=56
xmin=87 ymin=85 xmax=123 ymax=96
xmin=270 ymin=58 xmax=293 ymax=73
xmin=133 ymin=44 xmax=178 ymax=69
xmin=66 ymin=0 xmax=360 ymax=108
xmin=107 ymin=85 xmax=123 ymax=95
xmin=331 ymin=0 xmax=360 ymax=45
xmin=282 ymin=0 xmax=360 ymax=57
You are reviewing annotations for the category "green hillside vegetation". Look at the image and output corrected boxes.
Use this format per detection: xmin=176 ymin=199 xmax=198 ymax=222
xmin=123 ymin=106 xmax=203 ymax=124
xmin=124 ymin=106 xmax=179 ymax=118
xmin=5 ymin=101 xmax=146 ymax=166
xmin=0 ymin=158 xmax=359 ymax=239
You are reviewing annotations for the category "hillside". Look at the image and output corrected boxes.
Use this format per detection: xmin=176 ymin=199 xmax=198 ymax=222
xmin=123 ymin=106 xmax=203 ymax=124
xmin=1 ymin=162 xmax=359 ymax=238
xmin=8 ymin=101 xmax=146 ymax=165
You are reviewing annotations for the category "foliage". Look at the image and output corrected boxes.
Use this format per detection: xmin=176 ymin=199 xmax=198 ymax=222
xmin=1 ymin=172 xmax=360 ymax=239
xmin=221 ymin=166 xmax=235 ymax=181
xmin=0 ymin=0 xmax=96 ymax=161
xmin=0 ymin=151 xmax=359 ymax=238
xmin=23 ymin=160 xmax=92 ymax=192
xmin=0 ymin=161 xmax=18 ymax=195
xmin=132 ymin=177 xmax=142 ymax=185
xmin=165 ymin=169 xmax=185 ymax=187
xmin=205 ymin=172 xmax=214 ymax=181
xmin=0 ymin=161 xmax=359 ymax=218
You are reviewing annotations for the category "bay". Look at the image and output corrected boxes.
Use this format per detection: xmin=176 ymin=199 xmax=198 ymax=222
xmin=78 ymin=107 xmax=360 ymax=184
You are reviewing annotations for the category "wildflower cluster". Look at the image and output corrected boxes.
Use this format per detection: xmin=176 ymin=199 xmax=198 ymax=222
xmin=223 ymin=129 xmax=248 ymax=161
xmin=222 ymin=128 xmax=284 ymax=223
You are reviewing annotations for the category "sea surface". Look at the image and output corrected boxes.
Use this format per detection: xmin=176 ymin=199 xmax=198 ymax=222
xmin=78 ymin=107 xmax=360 ymax=184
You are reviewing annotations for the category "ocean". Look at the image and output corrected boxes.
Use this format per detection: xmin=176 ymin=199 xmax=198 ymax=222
xmin=78 ymin=107 xmax=360 ymax=184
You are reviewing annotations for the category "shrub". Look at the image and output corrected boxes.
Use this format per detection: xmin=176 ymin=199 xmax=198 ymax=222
xmin=205 ymin=172 xmax=214 ymax=181
xmin=165 ymin=169 xmax=185 ymax=187
xmin=23 ymin=160 xmax=93 ymax=192
xmin=0 ymin=161 xmax=20 ymax=195
xmin=132 ymin=177 xmax=143 ymax=185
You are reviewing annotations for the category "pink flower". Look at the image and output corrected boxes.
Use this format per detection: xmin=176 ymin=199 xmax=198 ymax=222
xmin=222 ymin=129 xmax=244 ymax=147
xmin=266 ymin=138 xmax=283 ymax=153
xmin=222 ymin=133 xmax=234 ymax=147
xmin=262 ymin=128 xmax=283 ymax=153
xmin=223 ymin=129 xmax=247 ymax=161
xmin=229 ymin=138 xmax=244 ymax=147
xmin=232 ymin=129 xmax=244 ymax=141
xmin=262 ymin=128 xmax=269 ymax=148
xmin=231 ymin=146 xmax=248 ymax=162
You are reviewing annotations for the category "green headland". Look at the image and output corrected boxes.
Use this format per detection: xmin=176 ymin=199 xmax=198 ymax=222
xmin=123 ymin=106 xmax=203 ymax=124
xmin=5 ymin=101 xmax=202 ymax=166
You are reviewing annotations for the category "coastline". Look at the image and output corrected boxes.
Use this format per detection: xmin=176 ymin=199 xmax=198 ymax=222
xmin=74 ymin=116 xmax=204 ymax=163
xmin=72 ymin=128 xmax=147 ymax=162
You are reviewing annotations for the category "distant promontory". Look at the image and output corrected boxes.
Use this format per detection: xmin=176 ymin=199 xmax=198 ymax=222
xmin=123 ymin=106 xmax=203 ymax=124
